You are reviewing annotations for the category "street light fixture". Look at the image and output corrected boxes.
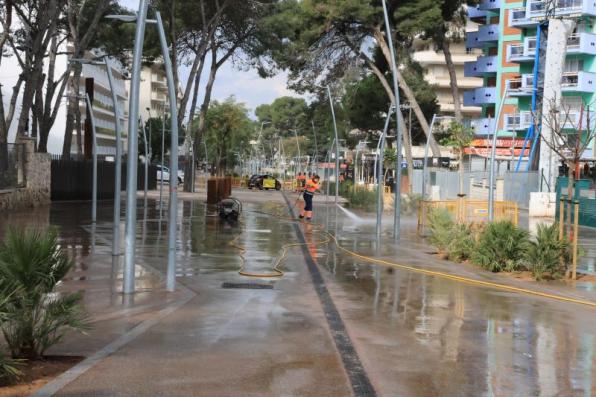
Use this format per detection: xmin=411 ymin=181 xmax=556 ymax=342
xmin=376 ymin=105 xmax=395 ymax=239
xmin=326 ymin=86 xmax=340 ymax=204
xmin=422 ymin=114 xmax=455 ymax=198
xmin=69 ymin=93 xmax=98 ymax=224
xmin=69 ymin=56 xmax=124 ymax=259
xmin=381 ymin=0 xmax=404 ymax=240
xmin=488 ymin=86 xmax=510 ymax=221
xmin=109 ymin=4 xmax=180 ymax=293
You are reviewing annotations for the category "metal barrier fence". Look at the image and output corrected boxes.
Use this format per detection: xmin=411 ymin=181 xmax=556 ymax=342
xmin=417 ymin=199 xmax=519 ymax=235
xmin=556 ymin=178 xmax=596 ymax=228
xmin=51 ymin=158 xmax=156 ymax=201
xmin=0 ymin=143 xmax=26 ymax=190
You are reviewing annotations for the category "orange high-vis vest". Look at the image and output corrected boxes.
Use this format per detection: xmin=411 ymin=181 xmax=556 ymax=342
xmin=305 ymin=179 xmax=319 ymax=193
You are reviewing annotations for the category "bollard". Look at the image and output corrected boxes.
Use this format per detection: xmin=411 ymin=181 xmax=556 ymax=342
xmin=572 ymin=200 xmax=579 ymax=280
xmin=559 ymin=198 xmax=565 ymax=269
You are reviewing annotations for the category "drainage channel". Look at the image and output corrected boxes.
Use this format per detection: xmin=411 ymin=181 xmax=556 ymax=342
xmin=281 ymin=192 xmax=377 ymax=397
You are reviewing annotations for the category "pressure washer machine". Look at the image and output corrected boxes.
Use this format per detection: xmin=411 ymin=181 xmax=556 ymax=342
xmin=218 ymin=197 xmax=242 ymax=222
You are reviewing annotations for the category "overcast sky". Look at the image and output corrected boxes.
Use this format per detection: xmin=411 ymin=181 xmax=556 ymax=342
xmin=120 ymin=0 xmax=298 ymax=118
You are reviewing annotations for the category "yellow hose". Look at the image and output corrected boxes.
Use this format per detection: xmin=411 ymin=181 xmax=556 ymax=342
xmin=230 ymin=205 xmax=330 ymax=278
xmin=242 ymin=201 xmax=596 ymax=309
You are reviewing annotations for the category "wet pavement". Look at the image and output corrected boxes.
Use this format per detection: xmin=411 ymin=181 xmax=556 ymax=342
xmin=1 ymin=190 xmax=596 ymax=396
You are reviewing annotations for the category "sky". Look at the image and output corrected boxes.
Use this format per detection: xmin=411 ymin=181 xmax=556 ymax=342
xmin=122 ymin=0 xmax=299 ymax=119
xmin=1 ymin=0 xmax=299 ymax=153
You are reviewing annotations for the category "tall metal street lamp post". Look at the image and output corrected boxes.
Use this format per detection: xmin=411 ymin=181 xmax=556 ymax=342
xmin=422 ymin=115 xmax=455 ymax=198
xmin=69 ymin=56 xmax=123 ymax=257
xmin=107 ymin=2 xmax=150 ymax=294
xmin=146 ymin=107 xmax=153 ymax=197
xmin=381 ymin=0 xmax=404 ymax=240
xmin=311 ymin=120 xmax=319 ymax=173
xmin=376 ymin=105 xmax=395 ymax=239
xmin=107 ymin=3 xmax=180 ymax=293
xmin=488 ymin=86 xmax=509 ymax=221
xmin=154 ymin=11 xmax=180 ymax=291
xmin=292 ymin=128 xmax=302 ymax=175
xmin=326 ymin=86 xmax=340 ymax=204
xmin=159 ymin=108 xmax=168 ymax=212
xmin=85 ymin=94 xmax=98 ymax=224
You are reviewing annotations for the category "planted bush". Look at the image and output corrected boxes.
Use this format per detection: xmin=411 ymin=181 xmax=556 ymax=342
xmin=0 ymin=228 xmax=89 ymax=360
xmin=525 ymin=223 xmax=568 ymax=281
xmin=346 ymin=187 xmax=377 ymax=211
xmin=427 ymin=208 xmax=454 ymax=254
xmin=401 ymin=193 xmax=423 ymax=215
xmin=471 ymin=221 xmax=529 ymax=272
xmin=446 ymin=223 xmax=476 ymax=263
xmin=0 ymin=280 xmax=24 ymax=382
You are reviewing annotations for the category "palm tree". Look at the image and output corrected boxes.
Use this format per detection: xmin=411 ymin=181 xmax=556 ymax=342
xmin=0 ymin=228 xmax=89 ymax=359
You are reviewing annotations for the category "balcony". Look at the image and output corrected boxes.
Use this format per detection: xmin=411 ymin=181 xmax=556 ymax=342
xmin=466 ymin=24 xmax=500 ymax=48
xmin=470 ymin=118 xmax=496 ymax=135
xmin=505 ymin=109 xmax=590 ymax=131
xmin=479 ymin=0 xmax=501 ymax=11
xmin=467 ymin=5 xmax=487 ymax=21
xmin=464 ymin=56 xmax=498 ymax=77
xmin=507 ymin=43 xmax=534 ymax=62
xmin=466 ymin=32 xmax=482 ymax=49
xmin=565 ymin=32 xmax=596 ymax=55
xmin=478 ymin=24 xmax=500 ymax=42
xmin=527 ymin=0 xmax=596 ymax=19
xmin=463 ymin=87 xmax=497 ymax=106
xmin=504 ymin=112 xmax=533 ymax=131
xmin=509 ymin=32 xmax=596 ymax=63
xmin=507 ymin=74 xmax=534 ymax=96
xmin=561 ymin=71 xmax=596 ymax=92
xmin=509 ymin=7 xmax=537 ymax=28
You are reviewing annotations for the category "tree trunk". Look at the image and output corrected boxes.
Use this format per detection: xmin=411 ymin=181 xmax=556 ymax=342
xmin=62 ymin=66 xmax=82 ymax=156
xmin=397 ymin=109 xmax=413 ymax=194
xmin=441 ymin=40 xmax=463 ymax=122
xmin=0 ymin=87 xmax=7 ymax=171
xmin=362 ymin=55 xmax=414 ymax=192
xmin=458 ymin=149 xmax=465 ymax=196
xmin=373 ymin=27 xmax=442 ymax=157
xmin=184 ymin=47 xmax=225 ymax=191
xmin=566 ymin=161 xmax=574 ymax=243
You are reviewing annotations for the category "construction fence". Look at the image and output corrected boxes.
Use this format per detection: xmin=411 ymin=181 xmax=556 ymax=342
xmin=556 ymin=177 xmax=596 ymax=228
xmin=410 ymin=169 xmax=540 ymax=209
xmin=417 ymin=199 xmax=519 ymax=236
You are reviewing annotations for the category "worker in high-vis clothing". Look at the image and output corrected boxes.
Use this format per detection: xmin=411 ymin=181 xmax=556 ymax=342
xmin=299 ymin=175 xmax=321 ymax=221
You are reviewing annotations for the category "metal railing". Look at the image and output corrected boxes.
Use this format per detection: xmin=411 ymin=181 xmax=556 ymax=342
xmin=0 ymin=143 xmax=26 ymax=190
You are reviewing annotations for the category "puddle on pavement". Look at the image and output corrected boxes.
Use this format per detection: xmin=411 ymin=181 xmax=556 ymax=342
xmin=2 ymin=198 xmax=596 ymax=396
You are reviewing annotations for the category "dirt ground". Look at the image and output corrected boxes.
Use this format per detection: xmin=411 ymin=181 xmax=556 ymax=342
xmin=0 ymin=356 xmax=82 ymax=397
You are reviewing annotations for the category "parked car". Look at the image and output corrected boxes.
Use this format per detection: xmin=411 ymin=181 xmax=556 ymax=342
xmin=247 ymin=174 xmax=281 ymax=190
xmin=156 ymin=165 xmax=183 ymax=184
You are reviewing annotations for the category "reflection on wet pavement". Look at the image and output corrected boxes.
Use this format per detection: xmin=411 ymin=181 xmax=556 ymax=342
xmin=1 ymin=196 xmax=595 ymax=396
xmin=313 ymin=204 xmax=596 ymax=396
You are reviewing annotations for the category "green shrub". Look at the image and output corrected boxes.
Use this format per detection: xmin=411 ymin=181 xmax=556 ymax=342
xmin=427 ymin=208 xmax=455 ymax=254
xmin=346 ymin=186 xmax=376 ymax=211
xmin=401 ymin=193 xmax=423 ymax=215
xmin=0 ymin=228 xmax=89 ymax=359
xmin=471 ymin=221 xmax=529 ymax=272
xmin=0 ymin=281 xmax=23 ymax=382
xmin=525 ymin=223 xmax=568 ymax=281
xmin=446 ymin=223 xmax=475 ymax=263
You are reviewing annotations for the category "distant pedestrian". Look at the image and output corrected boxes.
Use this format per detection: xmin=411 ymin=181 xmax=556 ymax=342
xmin=299 ymin=174 xmax=321 ymax=221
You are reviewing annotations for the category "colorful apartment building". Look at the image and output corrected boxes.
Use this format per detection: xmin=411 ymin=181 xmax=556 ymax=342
xmin=464 ymin=0 xmax=596 ymax=185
